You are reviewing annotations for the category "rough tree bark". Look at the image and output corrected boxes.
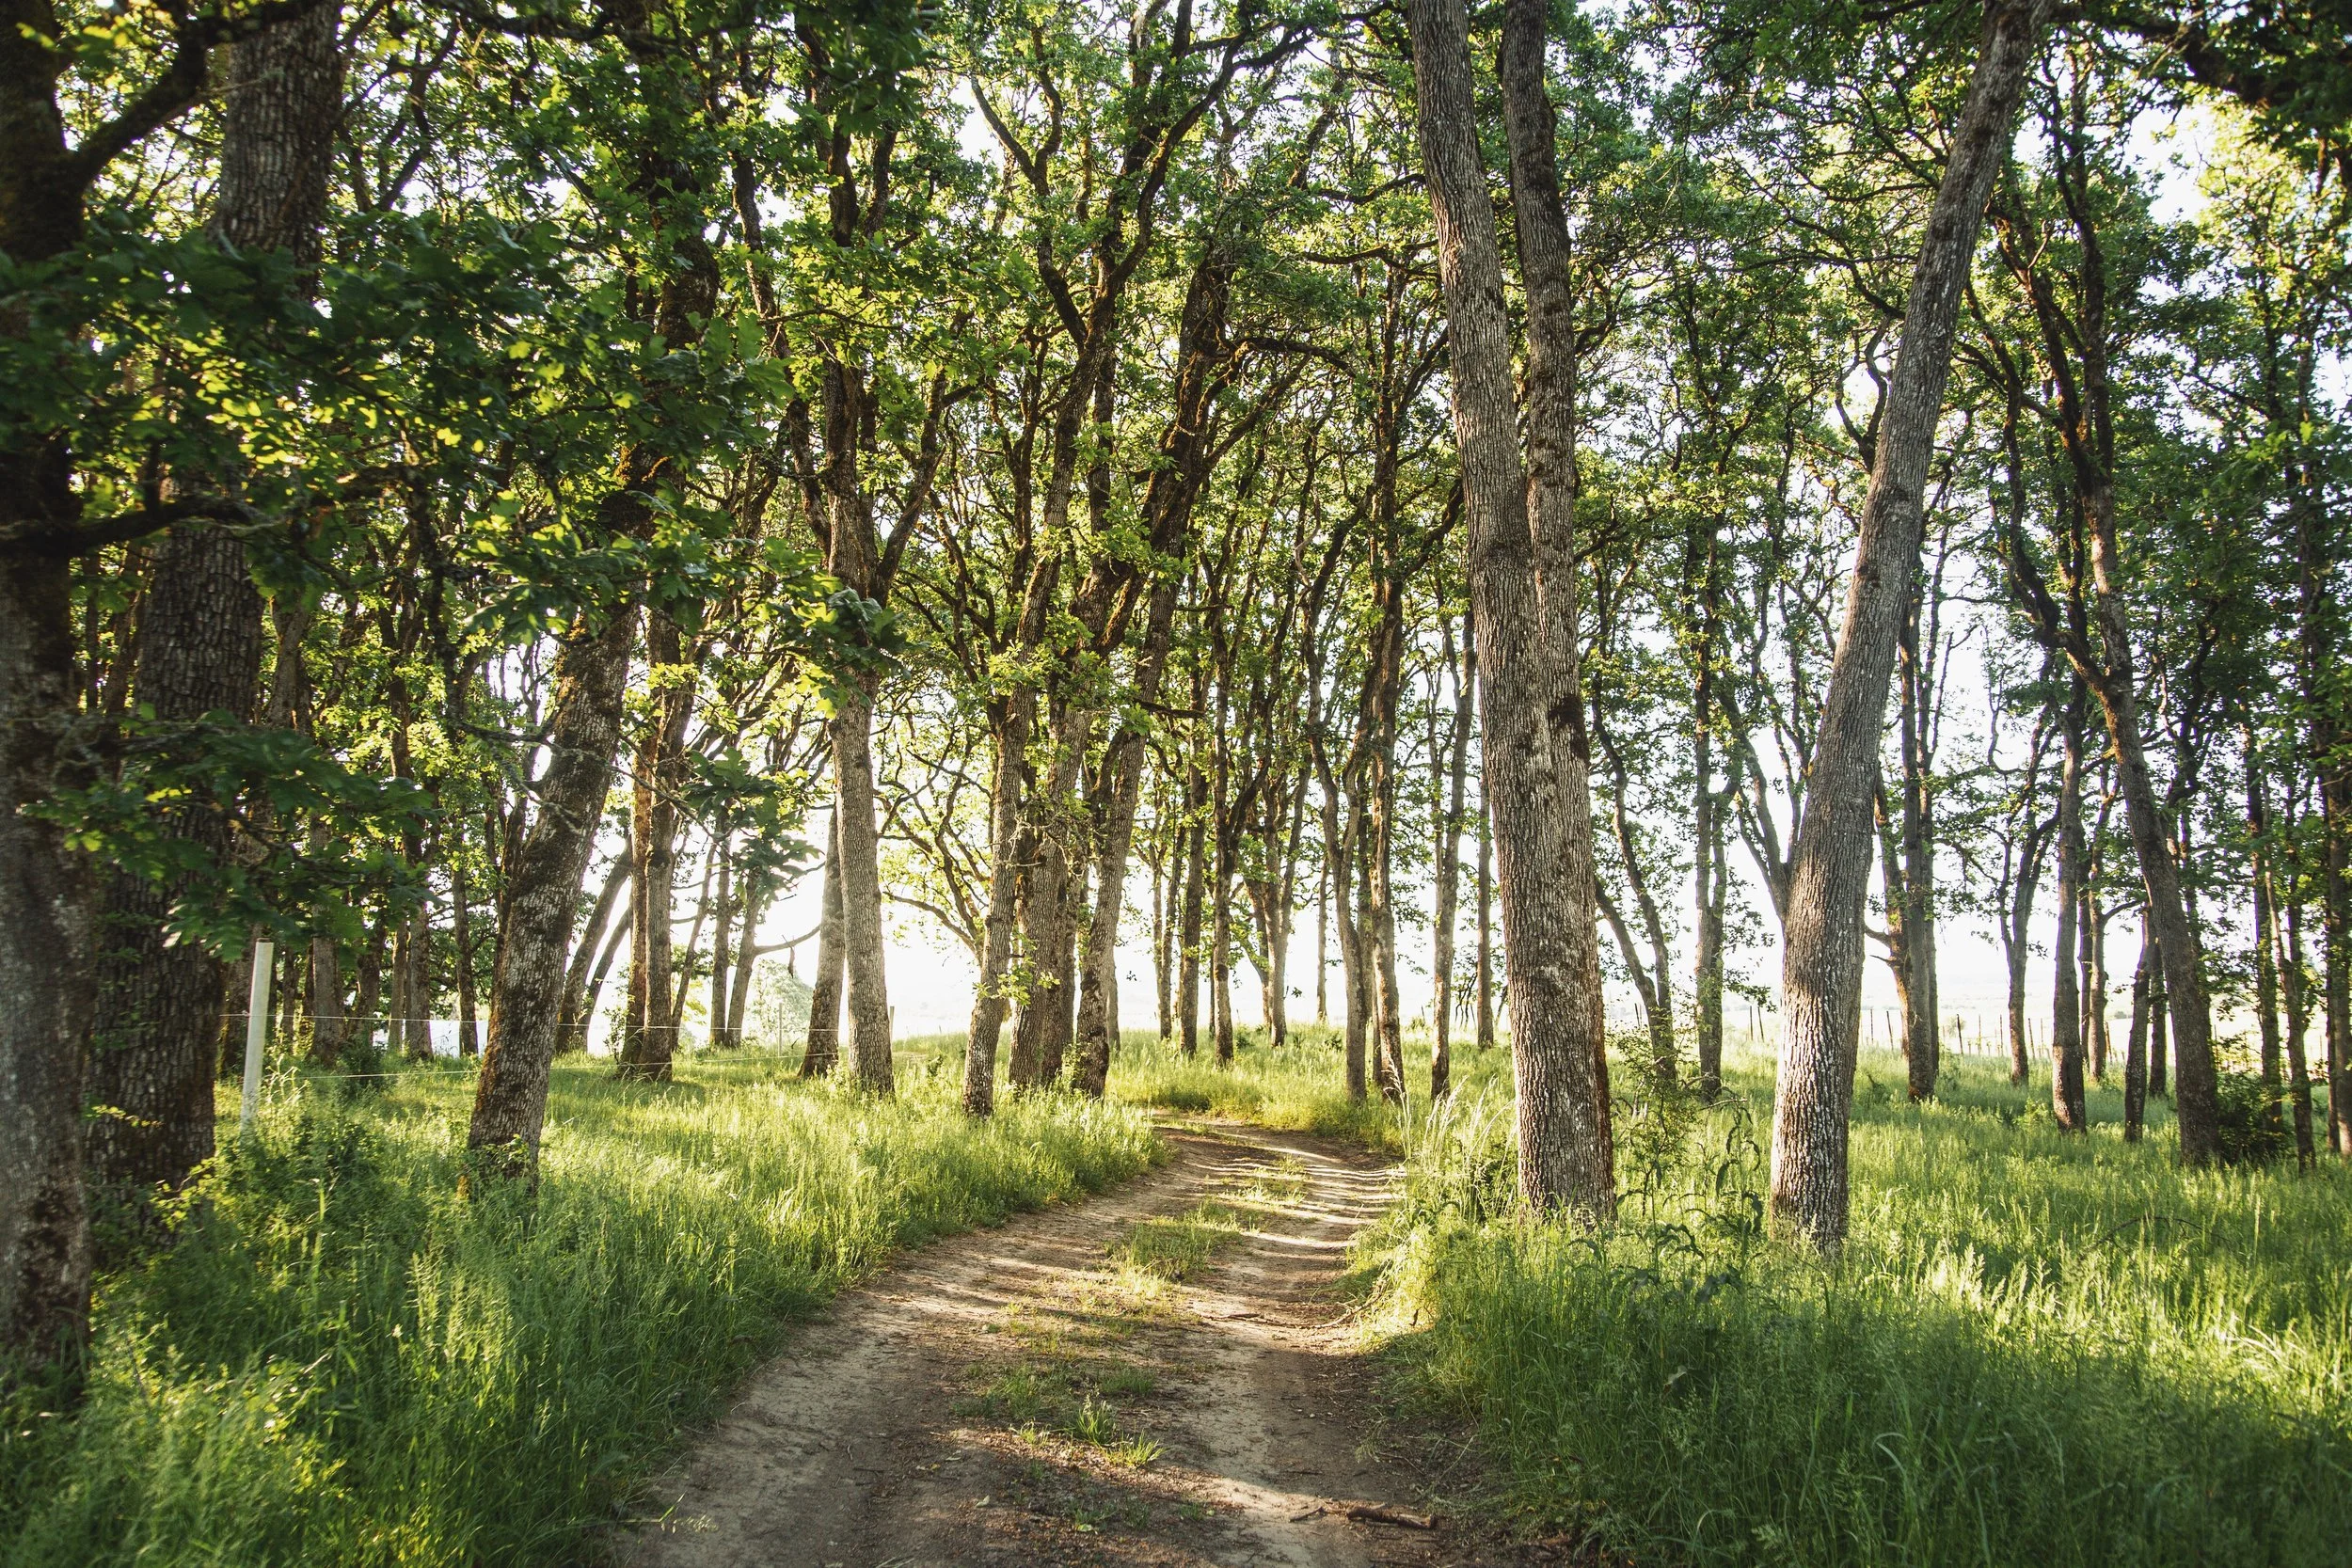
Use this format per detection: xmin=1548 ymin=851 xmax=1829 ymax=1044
xmin=1767 ymin=0 xmax=2048 ymax=1250
xmin=1409 ymin=0 xmax=1613 ymax=1216
xmin=468 ymin=604 xmax=642 ymax=1169
xmin=1500 ymin=0 xmax=1614 ymax=1158
xmin=85 ymin=2 xmax=341 ymax=1212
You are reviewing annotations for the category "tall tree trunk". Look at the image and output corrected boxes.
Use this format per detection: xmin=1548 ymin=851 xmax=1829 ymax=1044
xmin=2124 ymin=921 xmax=2150 ymax=1140
xmin=1477 ymin=781 xmax=1496 ymax=1051
xmin=84 ymin=0 xmax=340 ymax=1210
xmin=1897 ymin=594 xmax=1940 ymax=1101
xmin=1500 ymin=0 xmax=1614 ymax=1179
xmin=1763 ymin=0 xmax=2048 ymax=1250
xmin=2249 ymin=763 xmax=2284 ymax=1123
xmin=725 ymin=893 xmax=760 ymax=1051
xmin=309 ymin=933 xmax=344 ymax=1066
xmin=2085 ymin=887 xmax=2109 ymax=1083
xmin=803 ymin=819 xmax=846 ymax=1077
xmin=1012 ymin=700 xmax=1087 ymax=1087
xmin=1353 ymin=827 xmax=1384 ymax=1095
xmin=401 ymin=905 xmax=434 ymax=1061
xmin=0 ymin=546 xmax=95 ymax=1372
xmin=2149 ymin=935 xmax=2169 ymax=1098
xmin=707 ymin=840 xmax=733 ymax=1048
xmin=1318 ymin=765 xmax=1365 ymax=1097
xmin=620 ymin=608 xmax=692 ymax=1082
xmin=2280 ymin=880 xmax=2318 ymax=1164
xmin=85 ymin=525 xmax=264 ymax=1197
xmin=580 ymin=906 xmax=628 ymax=1055
xmin=1179 ymin=771 xmax=1207 ymax=1058
xmin=559 ymin=855 xmax=630 ymax=1053
xmin=1431 ymin=610 xmax=1472 ymax=1098
xmin=964 ymin=707 xmax=1024 ymax=1113
xmin=453 ymin=857 xmax=480 ymax=1058
xmin=1410 ymin=0 xmax=1613 ymax=1216
xmin=832 ymin=681 xmax=894 ymax=1093
xmin=469 ymin=603 xmax=642 ymax=1171
xmin=2051 ymin=688 xmax=2089 ymax=1131
xmin=1691 ymin=522 xmax=1725 ymax=1099
xmin=1148 ymin=846 xmax=1167 ymax=1043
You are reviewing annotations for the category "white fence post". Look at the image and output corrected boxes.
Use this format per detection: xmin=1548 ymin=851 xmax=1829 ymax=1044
xmin=240 ymin=937 xmax=275 ymax=1133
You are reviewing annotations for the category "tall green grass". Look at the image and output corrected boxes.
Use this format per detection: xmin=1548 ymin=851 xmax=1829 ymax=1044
xmin=1105 ymin=1023 xmax=1404 ymax=1148
xmin=1369 ymin=1047 xmax=2352 ymax=1567
xmin=0 ymin=1045 xmax=1157 ymax=1567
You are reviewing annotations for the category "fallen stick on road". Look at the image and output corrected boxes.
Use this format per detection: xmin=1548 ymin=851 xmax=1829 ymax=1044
xmin=1289 ymin=1500 xmax=1438 ymax=1529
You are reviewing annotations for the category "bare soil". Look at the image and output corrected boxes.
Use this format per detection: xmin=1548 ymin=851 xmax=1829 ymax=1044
xmin=614 ymin=1118 xmax=1524 ymax=1568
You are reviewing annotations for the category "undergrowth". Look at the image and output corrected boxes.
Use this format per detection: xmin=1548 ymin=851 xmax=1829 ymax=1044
xmin=1364 ymin=1045 xmax=2352 ymax=1567
xmin=0 ymin=1044 xmax=1156 ymax=1567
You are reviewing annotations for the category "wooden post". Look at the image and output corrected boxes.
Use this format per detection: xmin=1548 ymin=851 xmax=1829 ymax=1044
xmin=241 ymin=937 xmax=275 ymax=1133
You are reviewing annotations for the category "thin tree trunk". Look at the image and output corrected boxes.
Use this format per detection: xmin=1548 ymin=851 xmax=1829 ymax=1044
xmin=2280 ymin=880 xmax=2317 ymax=1164
xmin=1179 ymin=772 xmax=1207 ymax=1058
xmin=1148 ymin=846 xmax=1167 ymax=1043
xmin=1432 ymin=610 xmax=1472 ymax=1097
xmin=401 ymin=905 xmax=434 ymax=1061
xmin=964 ymin=709 xmax=1025 ymax=1113
xmin=708 ymin=840 xmax=733 ymax=1048
xmin=2149 ymin=935 xmax=2169 ymax=1098
xmin=803 ymin=818 xmax=846 ymax=1077
xmin=1477 ymin=780 xmax=1495 ymax=1051
xmin=559 ymin=854 xmax=630 ymax=1053
xmin=2124 ymin=920 xmax=2150 ymax=1140
xmin=2051 ymin=688 xmax=2088 ymax=1131
xmin=2249 ymin=765 xmax=2284 ymax=1123
xmin=453 ymin=856 xmax=480 ymax=1058
xmin=726 ymin=891 xmax=761 ymax=1051
xmin=580 ymin=905 xmax=628 ymax=1054
xmin=1763 ymin=0 xmax=2049 ymax=1250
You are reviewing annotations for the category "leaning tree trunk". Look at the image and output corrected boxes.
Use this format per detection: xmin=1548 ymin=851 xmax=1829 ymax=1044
xmin=1410 ymin=0 xmax=1613 ymax=1217
xmin=85 ymin=1 xmax=340 ymax=1211
xmin=1763 ymin=0 xmax=2048 ymax=1251
xmin=468 ymin=603 xmax=641 ymax=1172
xmin=558 ymin=854 xmax=630 ymax=1053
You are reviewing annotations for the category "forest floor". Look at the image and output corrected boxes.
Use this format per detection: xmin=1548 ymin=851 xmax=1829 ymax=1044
xmin=617 ymin=1118 xmax=1527 ymax=1568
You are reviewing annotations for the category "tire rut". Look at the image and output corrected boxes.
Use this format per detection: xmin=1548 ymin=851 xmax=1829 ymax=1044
xmin=615 ymin=1117 xmax=1468 ymax=1568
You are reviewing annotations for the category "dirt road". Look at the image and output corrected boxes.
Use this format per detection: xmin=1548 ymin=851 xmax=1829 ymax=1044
xmin=617 ymin=1120 xmax=1484 ymax=1568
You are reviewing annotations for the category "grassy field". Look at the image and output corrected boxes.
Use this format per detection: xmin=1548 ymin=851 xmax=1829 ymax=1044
xmin=16 ymin=1021 xmax=2341 ymax=1568
xmin=0 ymin=1044 xmax=1156 ymax=1568
xmin=1329 ymin=1037 xmax=2352 ymax=1568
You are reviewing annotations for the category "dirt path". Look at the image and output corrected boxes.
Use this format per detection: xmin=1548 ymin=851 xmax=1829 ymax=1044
xmin=617 ymin=1119 xmax=1487 ymax=1568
